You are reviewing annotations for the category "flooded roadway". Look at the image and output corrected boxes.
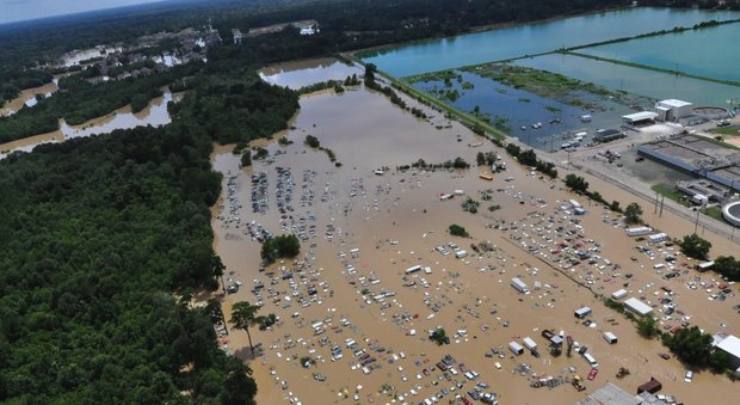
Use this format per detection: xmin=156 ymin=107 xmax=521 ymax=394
xmin=209 ymin=80 xmax=738 ymax=404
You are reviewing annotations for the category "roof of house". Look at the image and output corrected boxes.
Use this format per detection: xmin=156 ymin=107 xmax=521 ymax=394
xmin=624 ymin=297 xmax=652 ymax=315
xmin=715 ymin=334 xmax=740 ymax=359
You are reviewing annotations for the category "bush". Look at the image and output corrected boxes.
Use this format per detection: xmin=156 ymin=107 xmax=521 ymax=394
xmin=252 ymin=147 xmax=268 ymax=160
xmin=449 ymin=224 xmax=469 ymax=237
xmin=713 ymin=256 xmax=740 ymax=281
xmin=565 ymin=174 xmax=589 ymax=193
xmin=518 ymin=149 xmax=538 ymax=166
xmin=305 ymin=135 xmax=320 ymax=148
xmin=429 ymin=328 xmax=450 ymax=345
xmin=637 ymin=316 xmax=658 ymax=339
xmin=678 ymin=234 xmax=711 ymax=260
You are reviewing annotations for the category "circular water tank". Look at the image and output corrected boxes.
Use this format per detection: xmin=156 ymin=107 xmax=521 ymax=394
xmin=722 ymin=201 xmax=740 ymax=227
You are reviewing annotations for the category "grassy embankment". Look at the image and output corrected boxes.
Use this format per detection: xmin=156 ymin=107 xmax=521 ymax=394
xmin=711 ymin=126 xmax=740 ymax=136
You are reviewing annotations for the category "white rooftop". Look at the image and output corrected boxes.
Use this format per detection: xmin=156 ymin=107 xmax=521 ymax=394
xmin=715 ymin=334 xmax=740 ymax=359
xmin=623 ymin=111 xmax=659 ymax=122
xmin=624 ymin=297 xmax=652 ymax=315
xmin=658 ymin=99 xmax=692 ymax=108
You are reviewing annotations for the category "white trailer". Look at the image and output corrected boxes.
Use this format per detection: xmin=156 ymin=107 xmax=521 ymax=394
xmin=522 ymin=337 xmax=538 ymax=354
xmin=626 ymin=226 xmax=652 ymax=237
xmin=603 ymin=332 xmax=618 ymax=344
xmin=611 ymin=289 xmax=628 ymax=300
xmin=455 ymin=250 xmax=467 ymax=259
xmin=405 ymin=265 xmax=422 ymax=274
xmin=511 ymin=277 xmax=529 ymax=294
xmin=574 ymin=306 xmax=592 ymax=319
xmin=648 ymin=233 xmax=669 ymax=244
xmin=509 ymin=341 xmax=524 ymax=355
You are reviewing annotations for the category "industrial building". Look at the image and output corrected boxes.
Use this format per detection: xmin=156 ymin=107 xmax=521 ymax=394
xmin=675 ymin=179 xmax=731 ymax=203
xmin=655 ymin=99 xmax=693 ymax=122
xmin=638 ymin=134 xmax=740 ymax=193
xmin=593 ymin=128 xmax=625 ymax=143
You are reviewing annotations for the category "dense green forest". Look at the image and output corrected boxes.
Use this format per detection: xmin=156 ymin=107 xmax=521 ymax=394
xmin=0 ymin=35 xmax=300 ymax=401
xmin=169 ymin=58 xmax=299 ymax=144
xmin=0 ymin=125 xmax=260 ymax=402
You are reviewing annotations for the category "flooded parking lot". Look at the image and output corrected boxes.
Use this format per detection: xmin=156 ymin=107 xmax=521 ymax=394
xmin=209 ymin=78 xmax=739 ymax=404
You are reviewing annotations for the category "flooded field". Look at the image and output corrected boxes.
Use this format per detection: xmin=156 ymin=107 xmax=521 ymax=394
xmin=0 ymin=90 xmax=180 ymax=158
xmin=579 ymin=22 xmax=740 ymax=83
xmin=260 ymin=58 xmax=364 ymax=90
xmin=362 ymin=8 xmax=739 ymax=77
xmin=514 ymin=53 xmax=740 ymax=107
xmin=0 ymin=81 xmax=58 ymax=117
xmin=411 ymin=70 xmax=635 ymax=150
xmin=210 ymin=79 xmax=739 ymax=405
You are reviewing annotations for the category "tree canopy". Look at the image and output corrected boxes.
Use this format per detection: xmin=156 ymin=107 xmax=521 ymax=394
xmin=0 ymin=125 xmax=258 ymax=403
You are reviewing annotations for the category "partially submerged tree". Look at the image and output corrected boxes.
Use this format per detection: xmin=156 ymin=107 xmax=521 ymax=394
xmin=678 ymin=234 xmax=711 ymax=260
xmin=429 ymin=328 xmax=450 ymax=345
xmin=624 ymin=202 xmax=643 ymax=224
xmin=231 ymin=301 xmax=262 ymax=354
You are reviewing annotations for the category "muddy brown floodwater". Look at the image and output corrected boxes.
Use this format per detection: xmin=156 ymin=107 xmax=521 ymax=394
xmin=209 ymin=83 xmax=738 ymax=405
xmin=259 ymin=57 xmax=364 ymax=90
xmin=0 ymin=89 xmax=182 ymax=159
xmin=0 ymin=81 xmax=59 ymax=117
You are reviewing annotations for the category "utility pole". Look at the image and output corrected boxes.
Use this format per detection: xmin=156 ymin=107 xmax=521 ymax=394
xmin=694 ymin=207 xmax=700 ymax=234
xmin=654 ymin=191 xmax=659 ymax=214
xmin=659 ymin=195 xmax=664 ymax=217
